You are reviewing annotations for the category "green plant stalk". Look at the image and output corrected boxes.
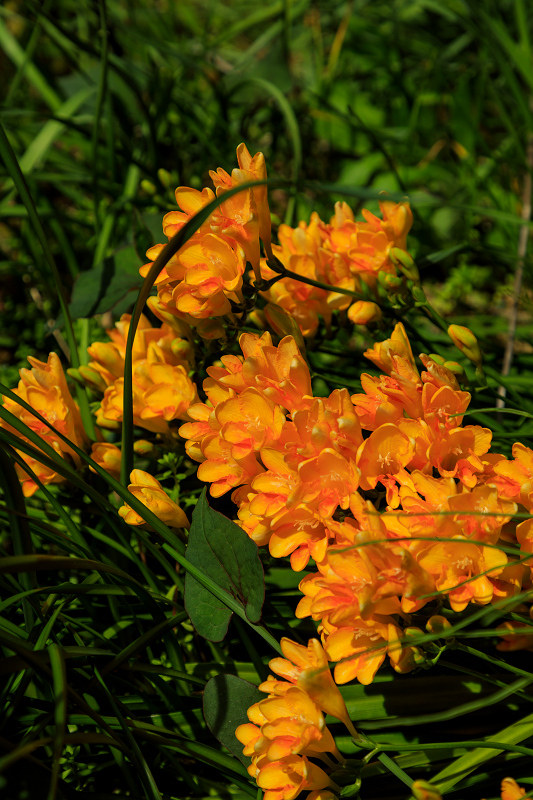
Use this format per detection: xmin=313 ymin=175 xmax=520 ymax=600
xmin=0 ymin=16 xmax=62 ymax=111
xmin=93 ymin=667 xmax=162 ymax=800
xmin=417 ymin=712 xmax=533 ymax=795
xmin=47 ymin=643 xmax=67 ymax=800
xmin=0 ymin=448 xmax=36 ymax=632
xmin=91 ymin=0 xmax=109 ymax=238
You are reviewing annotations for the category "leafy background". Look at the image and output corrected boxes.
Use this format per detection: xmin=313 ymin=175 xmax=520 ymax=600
xmin=1 ymin=1 xmax=533 ymax=799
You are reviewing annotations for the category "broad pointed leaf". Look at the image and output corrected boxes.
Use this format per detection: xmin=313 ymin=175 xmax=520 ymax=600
xmin=184 ymin=491 xmax=264 ymax=642
xmin=203 ymin=674 xmax=263 ymax=764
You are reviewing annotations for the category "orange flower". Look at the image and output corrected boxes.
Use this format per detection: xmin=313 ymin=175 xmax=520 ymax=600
xmin=209 ymin=168 xmax=261 ymax=276
xmin=347 ymin=300 xmax=382 ymax=325
xmin=90 ymin=442 xmax=121 ymax=481
xmin=501 ymin=778 xmax=527 ymax=800
xmin=428 ymin=425 xmax=492 ymax=488
xmin=418 ymin=539 xmax=506 ymax=612
xmin=267 ymin=638 xmax=358 ymax=737
xmin=490 ymin=443 xmax=533 ymax=510
xmin=234 ymin=142 xmax=273 ymax=259
xmin=363 ymin=322 xmax=418 ymax=376
xmin=447 ymin=486 xmax=516 ymax=544
xmin=255 ymin=754 xmax=334 ymax=800
xmin=206 ymin=332 xmax=313 ymax=413
xmin=118 ymin=469 xmax=189 ymax=529
xmin=236 ymin=685 xmax=340 ymax=762
xmin=98 ymin=362 xmax=197 ymax=434
xmin=1 ymin=352 xmax=88 ymax=496
xmin=356 ymin=423 xmax=415 ymax=491
xmin=495 ymin=617 xmax=533 ymax=652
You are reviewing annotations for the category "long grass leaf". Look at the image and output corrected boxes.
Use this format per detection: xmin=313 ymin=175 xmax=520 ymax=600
xmin=0 ymin=121 xmax=96 ymax=439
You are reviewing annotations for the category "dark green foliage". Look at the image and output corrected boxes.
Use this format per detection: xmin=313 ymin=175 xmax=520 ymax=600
xmin=203 ymin=675 xmax=264 ymax=764
xmin=184 ymin=491 xmax=265 ymax=642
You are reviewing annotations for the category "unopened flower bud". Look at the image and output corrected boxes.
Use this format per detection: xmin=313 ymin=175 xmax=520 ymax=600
xmin=426 ymin=615 xmax=453 ymax=636
xmin=196 ymin=318 xmax=226 ymax=340
xmin=448 ymin=324 xmax=482 ymax=365
xmin=264 ymin=303 xmax=306 ymax=353
xmin=378 ymin=271 xmax=403 ymax=291
xmin=443 ymin=360 xmax=464 ymax=377
xmin=412 ymin=780 xmax=442 ymax=800
xmin=77 ymin=365 xmax=108 ymax=392
xmin=171 ymin=338 xmax=193 ymax=364
xmin=248 ymin=308 xmax=267 ymax=329
xmin=119 ymin=469 xmax=190 ymax=529
xmin=157 ymin=168 xmax=172 ymax=189
xmin=390 ymin=247 xmax=420 ymax=282
xmin=412 ymin=285 xmax=427 ymax=305
xmin=90 ymin=442 xmax=121 ymax=481
xmin=428 ymin=353 xmax=446 ymax=365
xmin=141 ymin=179 xmax=157 ymax=195
xmin=133 ymin=439 xmax=156 ymax=456
xmin=347 ymin=301 xmax=382 ymax=325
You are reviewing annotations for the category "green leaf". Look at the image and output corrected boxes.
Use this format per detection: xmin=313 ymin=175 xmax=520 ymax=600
xmin=184 ymin=491 xmax=265 ymax=642
xmin=203 ymin=674 xmax=263 ymax=764
xmin=67 ymin=246 xmax=143 ymax=321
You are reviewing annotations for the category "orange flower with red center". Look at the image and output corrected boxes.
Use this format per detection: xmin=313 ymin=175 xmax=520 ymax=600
xmin=447 ymin=486 xmax=517 ymax=544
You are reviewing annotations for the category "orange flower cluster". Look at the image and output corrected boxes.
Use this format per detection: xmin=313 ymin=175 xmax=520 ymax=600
xmin=0 ymin=353 xmax=88 ymax=496
xmin=255 ymin=198 xmax=413 ymax=336
xmin=236 ymin=638 xmax=355 ymax=800
xmin=141 ymin=144 xmax=272 ymax=336
xmin=83 ymin=312 xmax=197 ymax=434
xmin=182 ymin=323 xmax=532 ymax=685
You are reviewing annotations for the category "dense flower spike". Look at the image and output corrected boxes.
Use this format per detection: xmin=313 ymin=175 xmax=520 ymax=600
xmin=187 ymin=318 xmax=531 ymax=687
xmin=86 ymin=313 xmax=198 ymax=434
xmin=0 ymin=353 xmax=88 ymax=496
xmin=255 ymin=198 xmax=413 ymax=336
xmin=237 ymin=637 xmax=347 ymax=800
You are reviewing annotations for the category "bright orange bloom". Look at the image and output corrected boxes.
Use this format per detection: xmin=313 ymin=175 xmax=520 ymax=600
xmin=363 ymin=322 xmax=418 ymax=376
xmin=90 ymin=442 xmax=121 ymax=481
xmin=98 ymin=362 xmax=197 ymax=434
xmin=267 ymin=638 xmax=358 ymax=737
xmin=356 ymin=423 xmax=415 ymax=491
xmin=501 ymin=778 xmax=527 ymax=800
xmin=490 ymin=443 xmax=533 ymax=511
xmin=418 ymin=539 xmax=507 ymax=612
xmin=1 ymin=352 xmax=88 ymax=496
xmin=236 ymin=685 xmax=339 ymax=763
xmin=118 ymin=469 xmax=189 ymax=529
xmin=496 ymin=618 xmax=533 ymax=652
xmin=347 ymin=300 xmax=382 ymax=325
xmin=206 ymin=332 xmax=312 ymax=413
xmin=428 ymin=425 xmax=492 ymax=487
xmin=254 ymin=754 xmax=334 ymax=800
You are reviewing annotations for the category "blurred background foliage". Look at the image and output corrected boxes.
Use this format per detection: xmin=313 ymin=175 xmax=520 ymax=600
xmin=1 ymin=0 xmax=532 ymax=388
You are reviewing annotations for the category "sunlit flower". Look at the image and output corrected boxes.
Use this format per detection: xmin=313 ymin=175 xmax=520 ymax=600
xmin=118 ymin=469 xmax=189 ymax=529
